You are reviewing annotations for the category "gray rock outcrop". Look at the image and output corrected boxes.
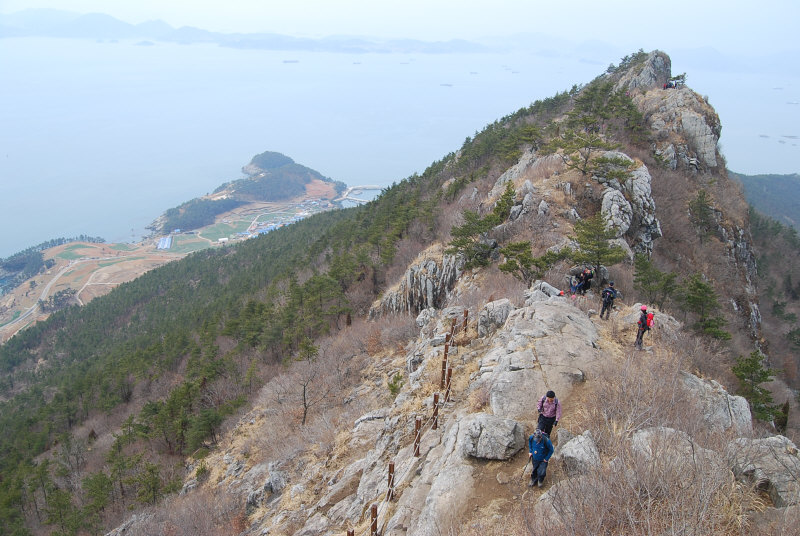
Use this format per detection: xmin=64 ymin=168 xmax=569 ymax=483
xmin=460 ymin=413 xmax=525 ymax=460
xmin=612 ymin=50 xmax=671 ymax=93
xmin=596 ymin=151 xmax=661 ymax=254
xmin=555 ymin=430 xmax=601 ymax=476
xmin=680 ymin=371 xmax=753 ymax=436
xmin=726 ymin=436 xmax=800 ymax=507
xmin=473 ymin=298 xmax=599 ymax=422
xmin=477 ymin=298 xmax=514 ymax=337
xmin=370 ymin=246 xmax=463 ymax=317
xmin=636 ymin=83 xmax=722 ymax=171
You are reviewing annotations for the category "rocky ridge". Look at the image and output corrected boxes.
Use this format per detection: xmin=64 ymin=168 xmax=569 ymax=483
xmin=106 ymin=51 xmax=786 ymax=535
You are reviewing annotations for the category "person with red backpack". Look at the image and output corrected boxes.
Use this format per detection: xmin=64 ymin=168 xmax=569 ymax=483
xmin=634 ymin=305 xmax=654 ymax=349
xmin=537 ymin=390 xmax=562 ymax=435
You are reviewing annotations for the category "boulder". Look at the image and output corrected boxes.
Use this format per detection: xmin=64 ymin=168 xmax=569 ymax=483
xmin=477 ymin=298 xmax=514 ymax=337
xmin=631 ymin=427 xmax=725 ymax=474
xmin=555 ymin=430 xmax=601 ymax=476
xmin=680 ymin=371 xmax=752 ymax=436
xmin=460 ymin=413 xmax=526 ymax=460
xmin=726 ymin=435 xmax=800 ymax=507
xmin=529 ymin=280 xmax=565 ymax=299
xmin=415 ymin=307 xmax=436 ymax=328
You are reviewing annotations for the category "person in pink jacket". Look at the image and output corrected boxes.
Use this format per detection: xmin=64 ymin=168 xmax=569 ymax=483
xmin=537 ymin=390 xmax=562 ymax=435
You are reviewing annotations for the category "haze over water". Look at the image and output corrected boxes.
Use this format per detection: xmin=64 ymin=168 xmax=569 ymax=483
xmin=1 ymin=37 xmax=797 ymax=258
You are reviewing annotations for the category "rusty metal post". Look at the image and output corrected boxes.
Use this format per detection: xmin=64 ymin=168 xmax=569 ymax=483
xmin=463 ymin=309 xmax=468 ymax=332
xmin=432 ymin=393 xmax=440 ymax=430
xmin=371 ymin=503 xmax=378 ymax=536
xmin=445 ymin=367 xmax=453 ymax=402
xmin=414 ymin=416 xmax=422 ymax=456
xmin=387 ymin=462 xmax=395 ymax=501
xmin=440 ymin=354 xmax=447 ymax=389
xmin=347 ymin=531 xmax=354 ymax=536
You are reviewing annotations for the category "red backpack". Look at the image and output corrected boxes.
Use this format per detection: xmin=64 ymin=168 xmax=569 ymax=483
xmin=646 ymin=312 xmax=654 ymax=328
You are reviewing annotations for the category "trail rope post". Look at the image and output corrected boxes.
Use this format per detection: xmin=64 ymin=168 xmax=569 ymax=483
xmin=370 ymin=504 xmax=378 ymax=536
xmin=414 ymin=416 xmax=422 ymax=456
xmin=387 ymin=462 xmax=395 ymax=501
xmin=462 ymin=309 xmax=468 ymax=333
xmin=347 ymin=530 xmax=354 ymax=536
xmin=440 ymin=346 xmax=448 ymax=389
xmin=432 ymin=393 xmax=440 ymax=430
xmin=445 ymin=368 xmax=453 ymax=402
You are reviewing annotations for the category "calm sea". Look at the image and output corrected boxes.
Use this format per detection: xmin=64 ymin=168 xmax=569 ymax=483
xmin=0 ymin=38 xmax=797 ymax=257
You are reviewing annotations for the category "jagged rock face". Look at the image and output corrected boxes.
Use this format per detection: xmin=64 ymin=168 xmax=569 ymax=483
xmin=680 ymin=371 xmax=752 ymax=436
xmin=612 ymin=50 xmax=672 ymax=93
xmin=370 ymin=247 xmax=463 ymax=317
xmin=726 ymin=435 xmax=800 ymax=507
xmin=597 ymin=151 xmax=662 ymax=254
xmin=637 ymin=86 xmax=722 ymax=171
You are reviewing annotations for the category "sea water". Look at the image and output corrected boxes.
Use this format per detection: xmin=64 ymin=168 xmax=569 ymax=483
xmin=0 ymin=38 xmax=797 ymax=257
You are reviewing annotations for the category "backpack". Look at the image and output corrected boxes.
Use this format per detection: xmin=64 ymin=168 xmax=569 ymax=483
xmin=602 ymin=288 xmax=614 ymax=303
xmin=646 ymin=312 xmax=655 ymax=328
xmin=538 ymin=395 xmax=558 ymax=413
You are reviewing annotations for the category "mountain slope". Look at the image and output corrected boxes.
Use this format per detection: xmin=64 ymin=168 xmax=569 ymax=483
xmin=3 ymin=50 xmax=796 ymax=535
xmin=732 ymin=171 xmax=800 ymax=230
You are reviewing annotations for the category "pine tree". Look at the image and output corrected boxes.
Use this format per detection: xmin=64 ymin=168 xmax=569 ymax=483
xmin=571 ymin=212 xmax=626 ymax=276
xmin=681 ymin=273 xmax=731 ymax=340
xmin=499 ymin=242 xmax=565 ymax=287
xmin=633 ymin=253 xmax=677 ymax=308
xmin=688 ymin=190 xmax=716 ymax=243
xmin=732 ymin=351 xmax=776 ymax=421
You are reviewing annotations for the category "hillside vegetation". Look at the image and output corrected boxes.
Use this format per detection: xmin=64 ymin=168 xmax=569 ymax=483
xmin=732 ymin=172 xmax=800 ymax=230
xmin=1 ymin=50 xmax=796 ymax=536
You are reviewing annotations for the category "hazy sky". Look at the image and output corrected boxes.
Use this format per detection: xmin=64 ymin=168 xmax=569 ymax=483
xmin=3 ymin=0 xmax=799 ymax=55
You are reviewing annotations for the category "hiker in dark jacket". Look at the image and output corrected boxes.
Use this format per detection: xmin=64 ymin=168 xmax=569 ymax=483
xmin=634 ymin=305 xmax=650 ymax=349
xmin=537 ymin=390 xmax=562 ymax=435
xmin=528 ymin=429 xmax=554 ymax=487
xmin=600 ymin=281 xmax=617 ymax=319
xmin=578 ymin=268 xmax=593 ymax=295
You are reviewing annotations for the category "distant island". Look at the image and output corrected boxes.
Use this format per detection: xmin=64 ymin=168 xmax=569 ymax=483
xmin=0 ymin=9 xmax=489 ymax=54
xmin=150 ymin=151 xmax=347 ymax=234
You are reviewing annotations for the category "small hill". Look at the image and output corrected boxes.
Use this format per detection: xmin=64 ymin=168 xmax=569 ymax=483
xmin=154 ymin=151 xmax=346 ymax=233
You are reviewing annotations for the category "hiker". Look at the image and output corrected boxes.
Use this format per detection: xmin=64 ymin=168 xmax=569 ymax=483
xmin=600 ymin=281 xmax=617 ymax=319
xmin=578 ymin=268 xmax=593 ymax=295
xmin=634 ymin=305 xmax=652 ymax=349
xmin=537 ymin=390 xmax=561 ymax=435
xmin=528 ymin=429 xmax=554 ymax=487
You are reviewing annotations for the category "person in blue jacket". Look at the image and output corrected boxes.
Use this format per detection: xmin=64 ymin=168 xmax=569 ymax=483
xmin=528 ymin=429 xmax=554 ymax=487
